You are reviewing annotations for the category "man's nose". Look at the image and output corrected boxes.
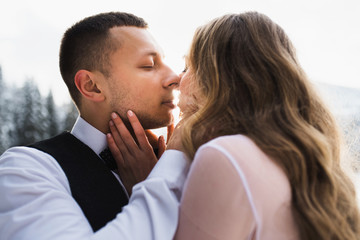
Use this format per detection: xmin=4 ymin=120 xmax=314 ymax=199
xmin=163 ymin=65 xmax=180 ymax=88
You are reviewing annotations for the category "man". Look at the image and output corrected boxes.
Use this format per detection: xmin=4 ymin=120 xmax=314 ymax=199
xmin=0 ymin=12 xmax=189 ymax=240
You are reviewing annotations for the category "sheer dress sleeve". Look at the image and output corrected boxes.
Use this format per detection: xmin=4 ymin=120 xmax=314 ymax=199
xmin=174 ymin=145 xmax=256 ymax=240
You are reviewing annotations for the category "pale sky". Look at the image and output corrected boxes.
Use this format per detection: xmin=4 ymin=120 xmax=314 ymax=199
xmin=0 ymin=0 xmax=359 ymax=105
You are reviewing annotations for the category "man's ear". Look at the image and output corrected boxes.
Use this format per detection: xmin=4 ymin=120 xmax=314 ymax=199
xmin=74 ymin=70 xmax=105 ymax=102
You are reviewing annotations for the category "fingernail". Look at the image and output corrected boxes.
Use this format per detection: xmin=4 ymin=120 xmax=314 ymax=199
xmin=107 ymin=133 xmax=112 ymax=138
xmin=128 ymin=110 xmax=134 ymax=117
xmin=109 ymin=120 xmax=114 ymax=126
xmin=111 ymin=112 xmax=117 ymax=119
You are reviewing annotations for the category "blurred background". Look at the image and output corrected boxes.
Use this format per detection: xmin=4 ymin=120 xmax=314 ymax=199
xmin=0 ymin=0 xmax=359 ymax=199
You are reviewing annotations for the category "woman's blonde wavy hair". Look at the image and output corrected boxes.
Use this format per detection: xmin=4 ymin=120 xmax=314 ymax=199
xmin=180 ymin=12 xmax=360 ymax=239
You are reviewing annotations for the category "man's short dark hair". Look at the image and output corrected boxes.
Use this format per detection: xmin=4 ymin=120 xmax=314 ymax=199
xmin=59 ymin=12 xmax=148 ymax=106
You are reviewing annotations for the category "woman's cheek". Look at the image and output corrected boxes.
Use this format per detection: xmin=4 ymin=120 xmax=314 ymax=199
xmin=178 ymin=92 xmax=197 ymax=113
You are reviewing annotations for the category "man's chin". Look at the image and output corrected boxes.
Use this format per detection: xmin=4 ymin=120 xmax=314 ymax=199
xmin=140 ymin=114 xmax=174 ymax=130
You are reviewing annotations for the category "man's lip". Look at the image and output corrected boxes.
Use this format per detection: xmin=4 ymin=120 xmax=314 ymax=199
xmin=162 ymin=101 xmax=176 ymax=109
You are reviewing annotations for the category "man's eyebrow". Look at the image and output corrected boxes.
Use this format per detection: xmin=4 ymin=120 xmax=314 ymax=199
xmin=142 ymin=51 xmax=165 ymax=58
xmin=145 ymin=52 xmax=157 ymax=56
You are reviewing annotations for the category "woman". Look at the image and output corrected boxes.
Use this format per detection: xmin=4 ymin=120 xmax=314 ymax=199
xmin=108 ymin=12 xmax=360 ymax=239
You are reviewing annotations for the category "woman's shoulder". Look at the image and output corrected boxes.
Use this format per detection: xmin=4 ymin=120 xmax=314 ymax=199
xmin=191 ymin=137 xmax=297 ymax=239
xmin=194 ymin=134 xmax=288 ymax=190
xmin=203 ymin=134 xmax=255 ymax=146
xmin=193 ymin=134 xmax=268 ymax=177
xmin=197 ymin=134 xmax=260 ymax=157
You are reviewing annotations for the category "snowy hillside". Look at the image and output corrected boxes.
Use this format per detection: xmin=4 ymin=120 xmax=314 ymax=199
xmin=315 ymin=82 xmax=360 ymax=203
xmin=315 ymin=82 xmax=360 ymax=116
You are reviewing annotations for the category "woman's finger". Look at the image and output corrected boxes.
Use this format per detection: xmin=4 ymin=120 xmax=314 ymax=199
xmin=127 ymin=110 xmax=152 ymax=150
xmin=157 ymin=135 xmax=165 ymax=158
xmin=109 ymin=120 xmax=131 ymax=158
xmin=145 ymin=130 xmax=159 ymax=149
xmin=167 ymin=123 xmax=175 ymax=144
xmin=106 ymin=133 xmax=125 ymax=168
xmin=111 ymin=112 xmax=139 ymax=152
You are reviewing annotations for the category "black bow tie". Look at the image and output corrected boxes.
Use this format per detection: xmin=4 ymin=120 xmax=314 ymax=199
xmin=99 ymin=148 xmax=117 ymax=171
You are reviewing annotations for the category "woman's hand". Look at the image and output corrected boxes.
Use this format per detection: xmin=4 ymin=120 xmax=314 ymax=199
xmin=144 ymin=122 xmax=174 ymax=158
xmin=166 ymin=124 xmax=184 ymax=152
xmin=106 ymin=110 xmax=159 ymax=195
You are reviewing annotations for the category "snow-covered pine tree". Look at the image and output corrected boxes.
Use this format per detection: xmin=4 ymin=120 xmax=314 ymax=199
xmin=62 ymin=101 xmax=78 ymax=131
xmin=44 ymin=91 xmax=60 ymax=138
xmin=0 ymin=65 xmax=5 ymax=153
xmin=0 ymin=66 xmax=15 ymax=153
xmin=13 ymin=79 xmax=47 ymax=146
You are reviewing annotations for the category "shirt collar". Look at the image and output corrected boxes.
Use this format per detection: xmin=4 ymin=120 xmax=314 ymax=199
xmin=70 ymin=116 xmax=107 ymax=156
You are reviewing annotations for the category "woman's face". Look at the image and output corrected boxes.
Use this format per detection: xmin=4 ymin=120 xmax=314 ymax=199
xmin=178 ymin=67 xmax=202 ymax=113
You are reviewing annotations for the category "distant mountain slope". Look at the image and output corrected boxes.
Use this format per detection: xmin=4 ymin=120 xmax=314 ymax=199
xmin=314 ymin=82 xmax=360 ymax=172
xmin=314 ymin=82 xmax=360 ymax=116
xmin=314 ymin=83 xmax=360 ymax=196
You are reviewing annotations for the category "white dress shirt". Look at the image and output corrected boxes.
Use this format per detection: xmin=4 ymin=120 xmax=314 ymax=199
xmin=0 ymin=116 xmax=190 ymax=240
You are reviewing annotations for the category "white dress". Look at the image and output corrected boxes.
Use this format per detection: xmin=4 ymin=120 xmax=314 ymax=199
xmin=174 ymin=134 xmax=300 ymax=240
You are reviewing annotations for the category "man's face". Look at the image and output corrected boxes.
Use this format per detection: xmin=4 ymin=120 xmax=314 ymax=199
xmin=104 ymin=26 xmax=179 ymax=129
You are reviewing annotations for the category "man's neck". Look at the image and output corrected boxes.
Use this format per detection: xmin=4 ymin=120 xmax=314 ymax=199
xmin=80 ymin=113 xmax=109 ymax=134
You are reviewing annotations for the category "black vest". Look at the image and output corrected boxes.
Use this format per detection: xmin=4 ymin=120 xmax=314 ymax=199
xmin=29 ymin=132 xmax=129 ymax=232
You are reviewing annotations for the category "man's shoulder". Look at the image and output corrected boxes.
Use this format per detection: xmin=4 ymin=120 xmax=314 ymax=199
xmin=29 ymin=131 xmax=73 ymax=149
xmin=28 ymin=131 xmax=90 ymax=157
xmin=0 ymin=144 xmax=64 ymax=175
